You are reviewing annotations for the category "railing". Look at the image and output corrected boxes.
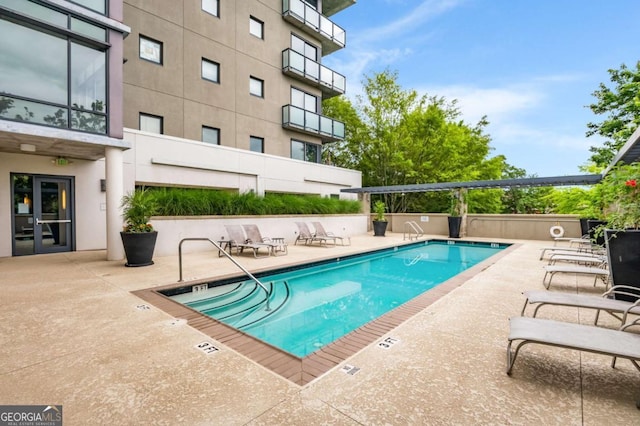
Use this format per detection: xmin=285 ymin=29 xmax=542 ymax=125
xmin=177 ymin=238 xmax=271 ymax=311
xmin=282 ymin=49 xmax=346 ymax=98
xmin=282 ymin=104 xmax=345 ymax=142
xmin=282 ymin=0 xmax=346 ymax=54
xmin=403 ymin=221 xmax=424 ymax=241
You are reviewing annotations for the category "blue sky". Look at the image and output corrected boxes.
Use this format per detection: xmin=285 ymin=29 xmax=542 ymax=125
xmin=325 ymin=0 xmax=640 ymax=177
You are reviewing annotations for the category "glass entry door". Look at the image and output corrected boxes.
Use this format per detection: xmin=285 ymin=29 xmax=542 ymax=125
xmin=12 ymin=174 xmax=74 ymax=255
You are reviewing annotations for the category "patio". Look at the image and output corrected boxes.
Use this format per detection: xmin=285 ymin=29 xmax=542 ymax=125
xmin=1 ymin=233 xmax=638 ymax=424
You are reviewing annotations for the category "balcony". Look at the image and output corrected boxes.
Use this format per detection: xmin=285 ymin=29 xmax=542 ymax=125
xmin=282 ymin=0 xmax=346 ymax=55
xmin=322 ymin=0 xmax=356 ymax=17
xmin=282 ymin=105 xmax=345 ymax=143
xmin=282 ymin=49 xmax=346 ymax=99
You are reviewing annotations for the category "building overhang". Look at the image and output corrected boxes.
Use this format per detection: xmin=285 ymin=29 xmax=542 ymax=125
xmin=0 ymin=120 xmax=131 ymax=161
xmin=604 ymin=125 xmax=640 ymax=174
xmin=323 ymin=0 xmax=357 ymax=17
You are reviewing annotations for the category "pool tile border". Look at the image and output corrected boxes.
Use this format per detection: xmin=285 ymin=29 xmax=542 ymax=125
xmin=132 ymin=242 xmax=519 ymax=386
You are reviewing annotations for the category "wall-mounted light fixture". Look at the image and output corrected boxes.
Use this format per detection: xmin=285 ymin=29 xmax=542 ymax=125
xmin=20 ymin=143 xmax=36 ymax=152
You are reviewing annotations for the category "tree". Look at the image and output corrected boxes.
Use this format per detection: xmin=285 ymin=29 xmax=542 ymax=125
xmin=323 ymin=69 xmax=504 ymax=213
xmin=587 ymin=61 xmax=640 ymax=167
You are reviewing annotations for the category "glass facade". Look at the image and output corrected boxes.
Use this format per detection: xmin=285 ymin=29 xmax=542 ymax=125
xmin=0 ymin=1 xmax=108 ymax=134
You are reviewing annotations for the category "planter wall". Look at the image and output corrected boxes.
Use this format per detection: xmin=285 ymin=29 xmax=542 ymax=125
xmin=605 ymin=229 xmax=640 ymax=301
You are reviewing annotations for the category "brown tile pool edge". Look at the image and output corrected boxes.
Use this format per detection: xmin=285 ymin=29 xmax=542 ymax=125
xmin=132 ymin=242 xmax=520 ymax=386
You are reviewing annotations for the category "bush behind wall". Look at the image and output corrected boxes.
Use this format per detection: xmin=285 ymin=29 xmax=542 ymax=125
xmin=147 ymin=187 xmax=361 ymax=216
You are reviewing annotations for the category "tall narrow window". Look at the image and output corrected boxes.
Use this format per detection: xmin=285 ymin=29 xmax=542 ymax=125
xmin=202 ymin=126 xmax=220 ymax=144
xmin=202 ymin=0 xmax=219 ymax=17
xmin=249 ymin=76 xmax=264 ymax=98
xmin=250 ymin=136 xmax=264 ymax=153
xmin=249 ymin=16 xmax=264 ymax=39
xmin=140 ymin=113 xmax=163 ymax=134
xmin=201 ymin=59 xmax=220 ymax=83
xmin=291 ymin=140 xmax=320 ymax=163
xmin=291 ymin=87 xmax=317 ymax=112
xmin=139 ymin=35 xmax=162 ymax=64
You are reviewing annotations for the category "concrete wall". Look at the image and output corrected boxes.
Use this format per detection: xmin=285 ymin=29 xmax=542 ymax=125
xmin=152 ymin=214 xmax=368 ymax=257
xmin=382 ymin=213 xmax=583 ymax=241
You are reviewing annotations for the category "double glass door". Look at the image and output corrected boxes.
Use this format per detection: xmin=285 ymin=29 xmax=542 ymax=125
xmin=12 ymin=174 xmax=74 ymax=256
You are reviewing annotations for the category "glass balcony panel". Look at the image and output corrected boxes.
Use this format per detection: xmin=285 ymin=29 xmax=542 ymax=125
xmin=320 ymin=66 xmax=333 ymax=87
xmin=333 ymin=120 xmax=345 ymax=138
xmin=306 ymin=111 xmax=319 ymax=131
xmin=333 ymin=73 xmax=346 ymax=92
xmin=305 ymin=7 xmax=320 ymax=30
xmin=289 ymin=50 xmax=305 ymax=72
xmin=319 ymin=15 xmax=333 ymax=39
xmin=290 ymin=106 xmax=305 ymax=127
xmin=289 ymin=0 xmax=305 ymax=18
xmin=306 ymin=58 xmax=319 ymax=80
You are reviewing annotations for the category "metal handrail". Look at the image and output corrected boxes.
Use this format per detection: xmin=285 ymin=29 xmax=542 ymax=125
xmin=403 ymin=221 xmax=424 ymax=241
xmin=178 ymin=238 xmax=271 ymax=311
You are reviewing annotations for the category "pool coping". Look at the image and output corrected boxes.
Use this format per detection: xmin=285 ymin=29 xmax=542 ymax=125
xmin=132 ymin=241 xmax=520 ymax=386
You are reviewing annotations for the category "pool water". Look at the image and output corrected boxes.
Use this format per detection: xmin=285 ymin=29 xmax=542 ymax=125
xmin=169 ymin=240 xmax=506 ymax=357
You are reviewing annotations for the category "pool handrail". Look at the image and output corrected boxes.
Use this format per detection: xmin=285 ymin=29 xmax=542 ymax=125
xmin=177 ymin=238 xmax=271 ymax=311
xmin=403 ymin=221 xmax=424 ymax=241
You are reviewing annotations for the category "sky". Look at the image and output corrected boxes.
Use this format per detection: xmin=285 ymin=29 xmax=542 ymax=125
xmin=324 ymin=0 xmax=640 ymax=178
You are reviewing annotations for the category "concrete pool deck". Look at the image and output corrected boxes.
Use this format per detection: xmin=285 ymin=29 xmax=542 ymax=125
xmin=1 ymin=233 xmax=639 ymax=424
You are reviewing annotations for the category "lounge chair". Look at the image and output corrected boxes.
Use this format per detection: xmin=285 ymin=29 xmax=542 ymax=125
xmin=243 ymin=224 xmax=287 ymax=255
xmin=506 ymin=316 xmax=640 ymax=407
xmin=312 ymin=222 xmax=350 ymax=246
xmin=224 ymin=225 xmax=271 ymax=258
xmin=521 ymin=285 xmax=640 ymax=325
xmin=539 ymin=246 xmax=604 ymax=260
xmin=294 ymin=222 xmax=333 ymax=246
xmin=548 ymin=253 xmax=608 ymax=266
xmin=542 ymin=262 xmax=609 ymax=289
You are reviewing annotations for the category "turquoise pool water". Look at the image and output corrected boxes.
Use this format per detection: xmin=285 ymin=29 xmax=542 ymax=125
xmin=168 ymin=240 xmax=507 ymax=357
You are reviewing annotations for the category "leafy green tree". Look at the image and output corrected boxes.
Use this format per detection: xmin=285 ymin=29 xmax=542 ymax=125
xmin=587 ymin=61 xmax=640 ymax=167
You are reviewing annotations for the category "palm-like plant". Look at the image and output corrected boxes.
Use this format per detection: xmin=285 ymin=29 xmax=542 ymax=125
xmin=121 ymin=188 xmax=158 ymax=233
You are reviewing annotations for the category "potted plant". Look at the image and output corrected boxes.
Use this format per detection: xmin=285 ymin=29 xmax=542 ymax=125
xmin=120 ymin=188 xmax=158 ymax=267
xmin=598 ymin=162 xmax=640 ymax=300
xmin=447 ymin=189 xmax=464 ymax=238
xmin=372 ymin=200 xmax=388 ymax=236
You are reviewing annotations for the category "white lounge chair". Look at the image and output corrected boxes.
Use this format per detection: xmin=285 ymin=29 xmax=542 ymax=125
xmin=548 ymin=253 xmax=608 ymax=266
xmin=312 ymin=222 xmax=350 ymax=246
xmin=294 ymin=222 xmax=334 ymax=246
xmin=224 ymin=225 xmax=271 ymax=258
xmin=506 ymin=316 xmax=640 ymax=408
xmin=542 ymin=263 xmax=610 ymax=289
xmin=521 ymin=285 xmax=640 ymax=325
xmin=243 ymin=224 xmax=287 ymax=255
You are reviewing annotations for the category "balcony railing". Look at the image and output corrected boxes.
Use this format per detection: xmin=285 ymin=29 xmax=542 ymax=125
xmin=282 ymin=49 xmax=345 ymax=99
xmin=282 ymin=105 xmax=345 ymax=142
xmin=282 ymin=0 xmax=346 ymax=55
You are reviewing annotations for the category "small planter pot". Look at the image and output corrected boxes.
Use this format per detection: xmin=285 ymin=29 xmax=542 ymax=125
xmin=121 ymin=231 xmax=158 ymax=267
xmin=448 ymin=216 xmax=462 ymax=238
xmin=372 ymin=220 xmax=387 ymax=237
xmin=605 ymin=229 xmax=640 ymax=301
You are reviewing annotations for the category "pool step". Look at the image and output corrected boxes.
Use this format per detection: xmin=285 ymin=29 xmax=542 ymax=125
xmin=231 ymin=281 xmax=291 ymax=329
xmin=187 ymin=282 xmax=259 ymax=313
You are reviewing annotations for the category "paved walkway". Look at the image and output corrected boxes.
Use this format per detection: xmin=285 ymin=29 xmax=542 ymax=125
xmin=1 ymin=233 xmax=638 ymax=425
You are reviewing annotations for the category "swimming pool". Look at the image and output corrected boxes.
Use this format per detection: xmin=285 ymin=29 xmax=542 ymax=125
xmin=166 ymin=240 xmax=508 ymax=357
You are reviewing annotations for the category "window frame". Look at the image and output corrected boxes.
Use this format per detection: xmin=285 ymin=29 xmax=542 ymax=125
xmin=249 ymin=76 xmax=264 ymax=98
xmin=291 ymin=139 xmax=321 ymax=163
xmin=139 ymin=35 xmax=163 ymax=65
xmin=249 ymin=16 xmax=264 ymax=39
xmin=201 ymin=58 xmax=220 ymax=83
xmin=139 ymin=112 xmax=163 ymax=134
xmin=202 ymin=126 xmax=220 ymax=145
xmin=249 ymin=135 xmax=264 ymax=153
xmin=202 ymin=0 xmax=219 ymax=17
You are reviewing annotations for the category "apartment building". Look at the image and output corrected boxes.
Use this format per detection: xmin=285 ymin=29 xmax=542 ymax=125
xmin=0 ymin=0 xmax=359 ymax=259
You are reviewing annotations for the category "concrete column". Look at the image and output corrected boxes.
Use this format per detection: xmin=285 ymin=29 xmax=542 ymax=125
xmin=105 ymin=147 xmax=124 ymax=260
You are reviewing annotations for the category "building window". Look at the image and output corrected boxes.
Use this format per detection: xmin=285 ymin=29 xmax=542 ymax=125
xmin=140 ymin=113 xmax=163 ymax=134
xmin=291 ymin=87 xmax=317 ymax=112
xmin=291 ymin=140 xmax=320 ymax=163
xmin=291 ymin=34 xmax=317 ymax=61
xmin=70 ymin=0 xmax=106 ymax=14
xmin=249 ymin=77 xmax=264 ymax=98
xmin=249 ymin=16 xmax=264 ymax=39
xmin=202 ymin=126 xmax=220 ymax=144
xmin=0 ymin=16 xmax=107 ymax=134
xmin=139 ymin=35 xmax=162 ymax=64
xmin=202 ymin=0 xmax=219 ymax=17
xmin=201 ymin=59 xmax=220 ymax=83
xmin=250 ymin=136 xmax=264 ymax=153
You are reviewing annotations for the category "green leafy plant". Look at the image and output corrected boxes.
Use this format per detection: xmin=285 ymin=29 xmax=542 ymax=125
xmin=373 ymin=200 xmax=386 ymax=222
xmin=121 ymin=188 xmax=158 ymax=233
xmin=598 ymin=162 xmax=640 ymax=230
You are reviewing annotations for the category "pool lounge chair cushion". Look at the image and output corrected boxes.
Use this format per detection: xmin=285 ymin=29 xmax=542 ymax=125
xmin=521 ymin=285 xmax=640 ymax=325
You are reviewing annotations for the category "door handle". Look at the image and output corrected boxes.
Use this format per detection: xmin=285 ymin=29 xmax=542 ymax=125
xmin=36 ymin=218 xmax=72 ymax=225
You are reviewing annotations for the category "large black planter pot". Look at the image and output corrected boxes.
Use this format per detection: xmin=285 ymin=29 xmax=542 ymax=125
xmin=372 ymin=220 xmax=387 ymax=236
xmin=605 ymin=229 xmax=640 ymax=301
xmin=579 ymin=218 xmax=601 ymax=237
xmin=448 ymin=216 xmax=462 ymax=238
xmin=121 ymin=231 xmax=158 ymax=267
